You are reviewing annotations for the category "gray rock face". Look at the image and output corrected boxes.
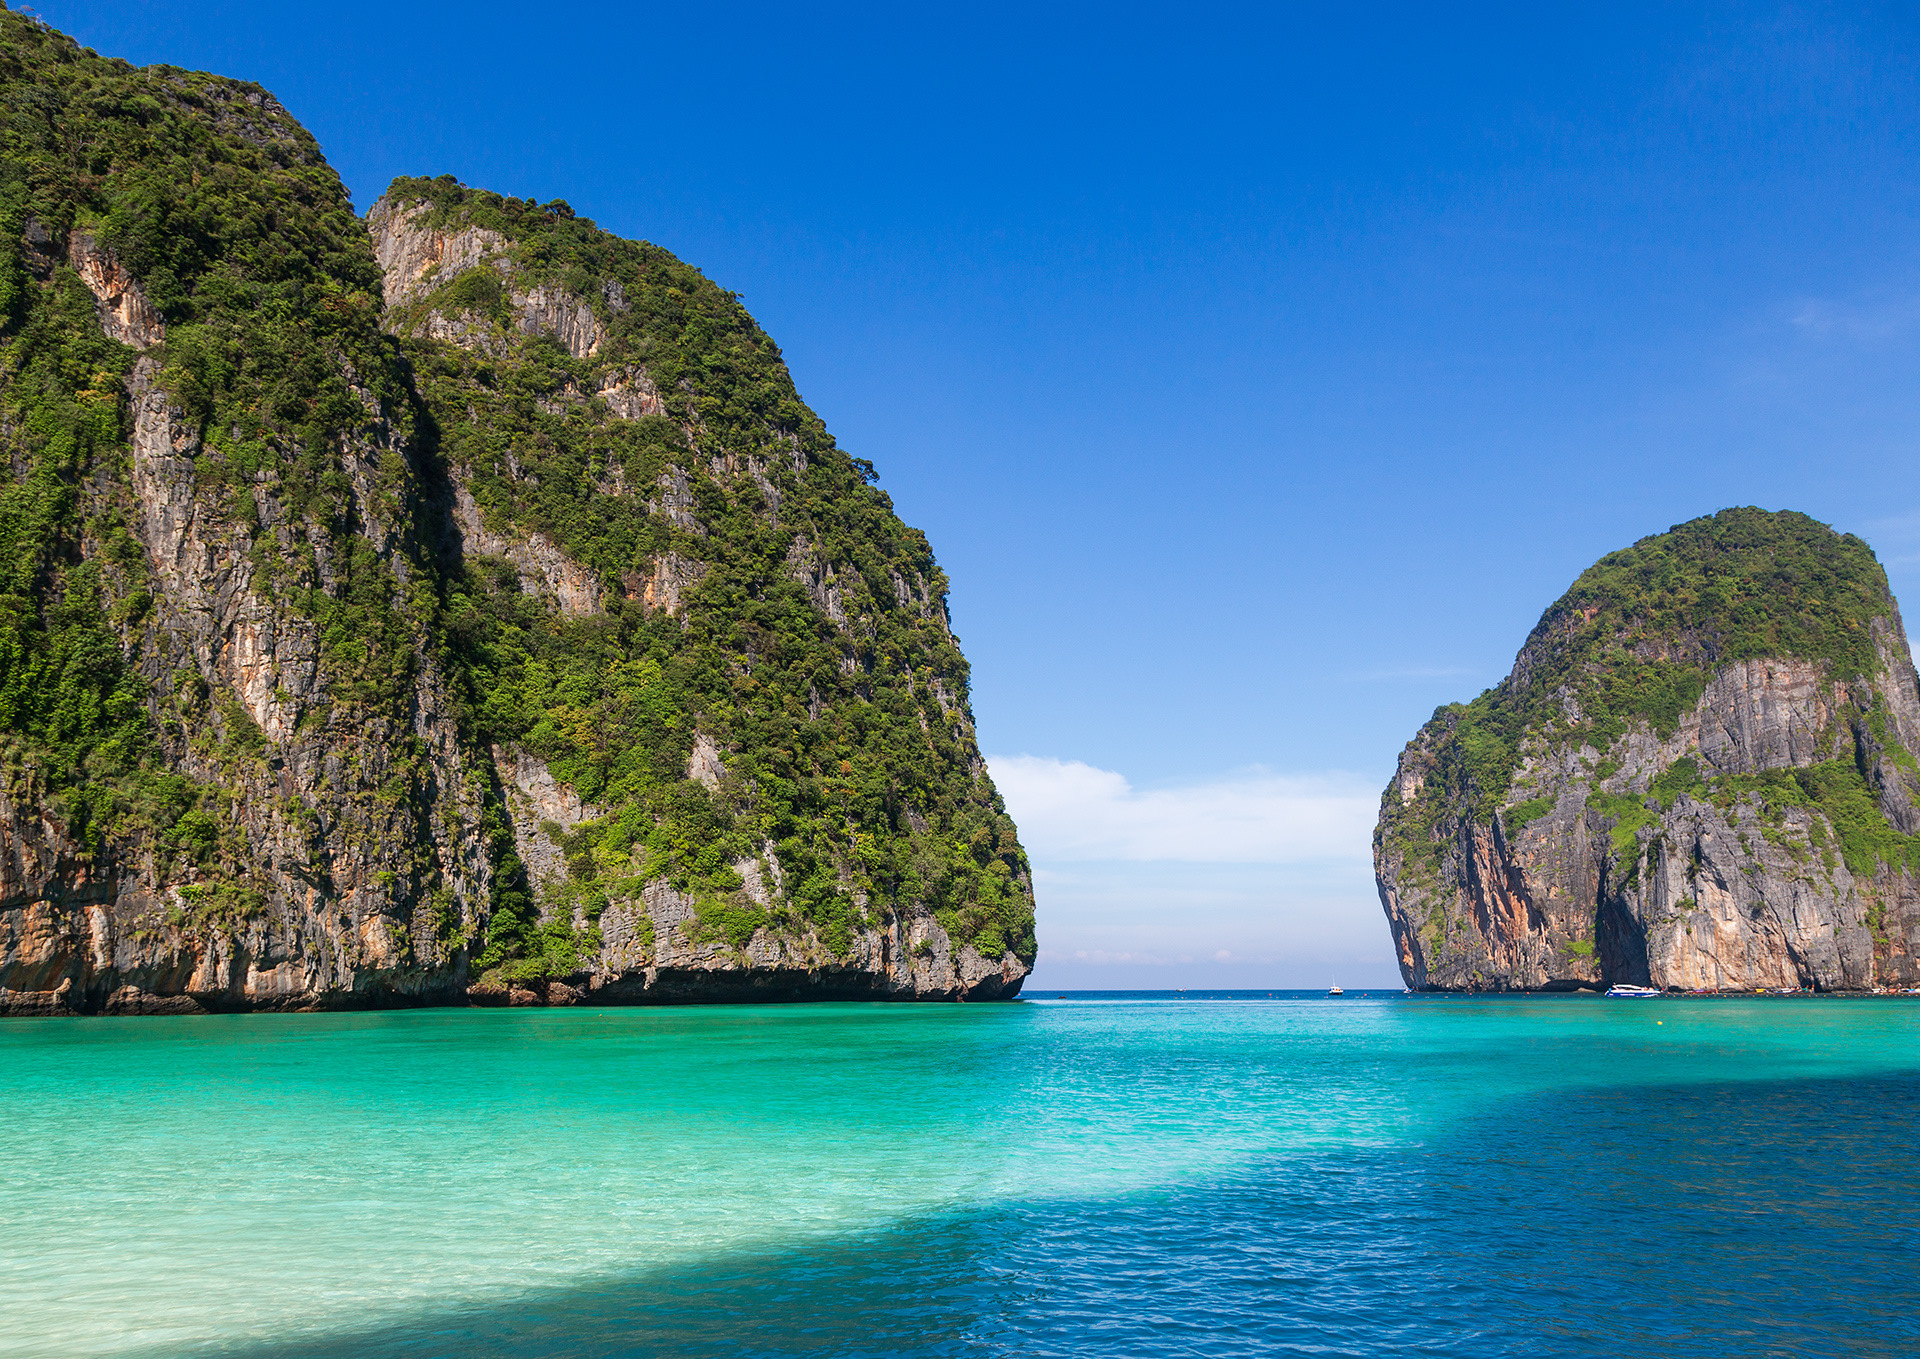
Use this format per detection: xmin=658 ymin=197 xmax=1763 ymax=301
xmin=367 ymin=198 xmax=608 ymax=357
xmin=1377 ymin=618 xmax=1920 ymax=993
xmin=598 ymin=367 xmax=665 ymax=420
xmin=368 ymin=200 xmax=507 ymax=307
xmin=451 ymin=484 xmax=603 ymax=617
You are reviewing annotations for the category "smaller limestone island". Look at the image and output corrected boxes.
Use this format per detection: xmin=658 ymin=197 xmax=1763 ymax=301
xmin=1376 ymin=508 xmax=1920 ymax=993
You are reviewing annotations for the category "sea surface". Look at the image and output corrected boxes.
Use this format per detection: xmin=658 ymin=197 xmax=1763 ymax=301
xmin=4 ymin=991 xmax=1917 ymax=1357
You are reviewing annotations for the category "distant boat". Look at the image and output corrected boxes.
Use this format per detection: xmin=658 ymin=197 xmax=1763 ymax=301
xmin=1606 ymin=984 xmax=1661 ymax=999
xmin=1327 ymin=985 xmax=1344 ymax=997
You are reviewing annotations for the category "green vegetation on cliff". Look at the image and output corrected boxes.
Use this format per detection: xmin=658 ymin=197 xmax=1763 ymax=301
xmin=1421 ymin=508 xmax=1893 ymax=821
xmin=384 ymin=177 xmax=1034 ymax=975
xmin=0 ymin=12 xmax=418 ymax=894
xmin=1625 ymin=753 xmax=1920 ymax=881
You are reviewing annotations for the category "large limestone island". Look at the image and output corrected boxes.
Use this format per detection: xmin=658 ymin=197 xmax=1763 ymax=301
xmin=1377 ymin=508 xmax=1920 ymax=993
xmin=0 ymin=13 xmax=1034 ymax=1014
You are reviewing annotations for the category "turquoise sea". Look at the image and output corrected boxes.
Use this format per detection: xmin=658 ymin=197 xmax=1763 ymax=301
xmin=4 ymin=993 xmax=1917 ymax=1357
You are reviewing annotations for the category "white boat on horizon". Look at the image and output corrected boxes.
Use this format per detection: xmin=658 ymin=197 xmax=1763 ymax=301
xmin=1327 ymin=985 xmax=1344 ymax=996
xmin=1606 ymin=984 xmax=1661 ymax=999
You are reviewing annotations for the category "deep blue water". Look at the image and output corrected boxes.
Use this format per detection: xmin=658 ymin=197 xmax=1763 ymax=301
xmin=3 ymin=994 xmax=1916 ymax=1356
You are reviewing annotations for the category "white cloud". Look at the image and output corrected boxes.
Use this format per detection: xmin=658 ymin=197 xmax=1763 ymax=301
xmin=986 ymin=754 xmax=1376 ymax=864
xmin=1864 ymin=510 xmax=1920 ymax=553
xmin=1790 ymin=295 xmax=1920 ymax=344
xmin=1349 ymin=664 xmax=1479 ymax=682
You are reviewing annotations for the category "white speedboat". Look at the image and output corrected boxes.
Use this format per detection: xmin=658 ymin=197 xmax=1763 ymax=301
xmin=1606 ymin=984 xmax=1660 ymax=998
xmin=1327 ymin=985 xmax=1344 ymax=996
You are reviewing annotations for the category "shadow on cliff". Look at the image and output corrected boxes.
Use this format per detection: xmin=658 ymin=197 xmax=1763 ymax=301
xmin=195 ymin=1068 xmax=1920 ymax=1359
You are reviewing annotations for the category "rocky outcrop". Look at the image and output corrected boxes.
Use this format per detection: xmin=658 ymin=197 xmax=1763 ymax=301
xmin=511 ymin=283 xmax=606 ymax=359
xmin=367 ymin=198 xmax=608 ymax=356
xmin=495 ymin=745 xmax=597 ymax=891
xmin=488 ymin=868 xmax=1027 ymax=1006
xmin=451 ymin=485 xmax=603 ymax=617
xmin=69 ymin=231 xmax=165 ymax=348
xmin=636 ymin=551 xmax=705 ymax=617
xmin=598 ymin=366 xmax=665 ymax=420
xmin=368 ymin=199 xmax=507 ymax=307
xmin=1377 ymin=510 xmax=1920 ymax=993
xmin=548 ymin=878 xmax=1026 ymax=1006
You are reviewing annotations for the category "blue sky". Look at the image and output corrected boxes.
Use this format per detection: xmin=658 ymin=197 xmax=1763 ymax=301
xmin=38 ymin=0 xmax=1920 ymax=986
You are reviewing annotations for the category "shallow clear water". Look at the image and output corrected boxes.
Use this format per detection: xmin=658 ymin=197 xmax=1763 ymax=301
xmin=3 ymin=992 xmax=1917 ymax=1357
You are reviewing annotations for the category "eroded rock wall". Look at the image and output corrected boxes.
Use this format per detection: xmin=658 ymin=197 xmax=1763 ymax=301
xmin=2 ymin=332 xmax=496 ymax=1017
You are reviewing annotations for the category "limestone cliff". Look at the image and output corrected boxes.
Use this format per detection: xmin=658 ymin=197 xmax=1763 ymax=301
xmin=363 ymin=181 xmax=1033 ymax=1007
xmin=0 ymin=14 xmax=1032 ymax=1013
xmin=1376 ymin=508 xmax=1920 ymax=992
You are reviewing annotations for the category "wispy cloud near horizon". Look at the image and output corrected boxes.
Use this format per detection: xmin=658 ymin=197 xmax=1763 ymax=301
xmin=1348 ymin=664 xmax=1482 ymax=682
xmin=1790 ymin=294 xmax=1920 ymax=344
xmin=986 ymin=755 xmax=1376 ymax=864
